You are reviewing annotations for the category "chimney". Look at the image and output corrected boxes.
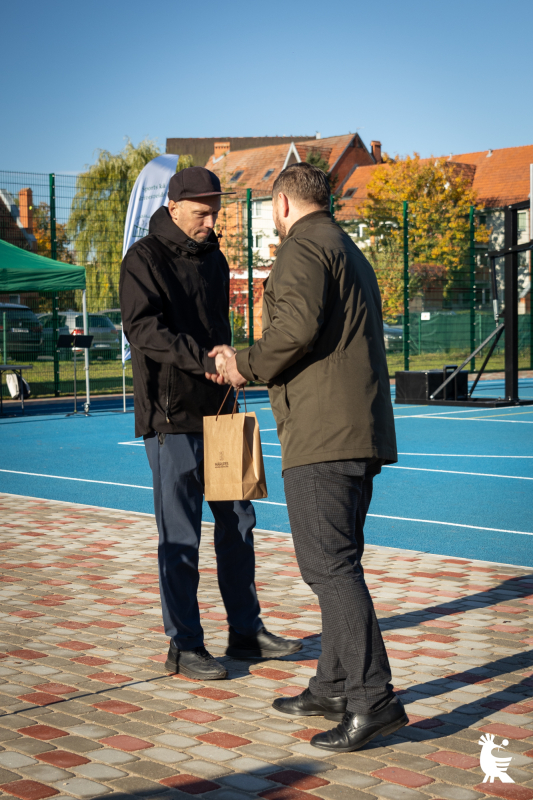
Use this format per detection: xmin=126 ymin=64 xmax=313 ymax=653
xmin=214 ymin=142 xmax=230 ymax=159
xmin=19 ymin=188 xmax=33 ymax=232
xmin=370 ymin=141 xmax=382 ymax=164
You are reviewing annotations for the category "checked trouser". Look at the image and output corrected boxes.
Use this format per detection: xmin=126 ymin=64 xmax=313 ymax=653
xmin=283 ymin=459 xmax=394 ymax=714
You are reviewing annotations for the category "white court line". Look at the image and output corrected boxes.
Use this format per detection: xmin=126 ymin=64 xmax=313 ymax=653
xmin=260 ymin=428 xmax=277 ymax=432
xmin=396 ymin=415 xmax=533 ymax=424
xmin=0 ymin=469 xmax=152 ymax=490
xmin=386 ymin=465 xmax=533 ymax=481
xmin=367 ymin=513 xmax=533 ymax=537
xmin=263 ymin=455 xmax=282 ymax=459
xmin=119 ymin=441 xmax=144 ymax=446
xmin=399 ymin=452 xmax=533 ymax=459
xmin=261 ymin=442 xmax=281 ymax=446
xmin=2 ymin=470 xmax=531 ymax=537
xmin=253 ymin=499 xmax=533 ymax=536
xmin=397 ymin=407 xmax=488 ymax=417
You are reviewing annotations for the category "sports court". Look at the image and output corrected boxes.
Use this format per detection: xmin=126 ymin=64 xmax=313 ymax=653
xmin=1 ymin=377 xmax=532 ymax=568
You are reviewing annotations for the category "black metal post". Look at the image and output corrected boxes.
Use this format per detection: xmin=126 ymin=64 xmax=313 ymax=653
xmin=504 ymin=206 xmax=518 ymax=401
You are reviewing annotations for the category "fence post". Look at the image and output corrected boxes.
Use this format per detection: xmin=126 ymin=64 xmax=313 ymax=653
xmin=403 ymin=200 xmax=409 ymax=371
xmin=49 ymin=175 xmax=60 ymax=395
xmin=469 ymin=206 xmax=476 ymax=372
xmin=329 ymin=194 xmax=335 ymax=220
xmin=246 ymin=189 xmax=254 ymax=346
xmin=49 ymin=174 xmax=57 ymax=260
xmin=2 ymin=312 xmax=6 ymax=364
xmin=530 ymin=249 xmax=533 ymax=370
xmin=52 ymin=294 xmax=60 ymax=396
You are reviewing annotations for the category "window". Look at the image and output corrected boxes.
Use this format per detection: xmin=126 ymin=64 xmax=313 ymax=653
xmin=254 ymin=235 xmax=263 ymax=248
xmin=77 ymin=315 xmax=114 ymax=328
xmin=517 ymin=210 xmax=529 ymax=244
xmin=262 ymin=169 xmax=274 ymax=180
xmin=229 ymin=170 xmax=243 ymax=183
xmin=252 ymin=200 xmax=263 ymax=217
xmin=343 ymin=188 xmax=357 ymax=199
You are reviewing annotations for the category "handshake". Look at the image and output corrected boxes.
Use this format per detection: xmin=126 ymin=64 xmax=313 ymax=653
xmin=205 ymin=345 xmax=247 ymax=388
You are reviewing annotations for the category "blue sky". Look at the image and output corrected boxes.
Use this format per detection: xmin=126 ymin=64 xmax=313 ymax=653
xmin=3 ymin=0 xmax=532 ymax=175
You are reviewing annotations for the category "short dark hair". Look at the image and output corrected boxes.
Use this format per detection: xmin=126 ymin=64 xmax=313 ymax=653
xmin=273 ymin=162 xmax=330 ymax=208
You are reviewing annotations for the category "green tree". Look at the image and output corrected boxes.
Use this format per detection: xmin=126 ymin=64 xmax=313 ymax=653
xmin=33 ymin=202 xmax=73 ymax=263
xmin=67 ymin=138 xmax=161 ymax=310
xmin=359 ymin=154 xmax=489 ymax=319
xmin=305 ymin=149 xmax=341 ymax=215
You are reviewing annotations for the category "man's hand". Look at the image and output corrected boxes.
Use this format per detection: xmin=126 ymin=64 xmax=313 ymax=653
xmin=205 ymin=345 xmax=236 ymax=384
xmin=224 ymin=354 xmax=247 ymax=388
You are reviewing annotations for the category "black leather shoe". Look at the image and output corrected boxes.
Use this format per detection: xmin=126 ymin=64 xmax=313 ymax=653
xmin=310 ymin=697 xmax=408 ymax=752
xmin=165 ymin=641 xmax=228 ymax=680
xmin=272 ymin=688 xmax=347 ymax=721
xmin=226 ymin=626 xmax=302 ymax=659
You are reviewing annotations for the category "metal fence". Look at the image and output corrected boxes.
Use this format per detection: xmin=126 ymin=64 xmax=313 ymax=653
xmin=1 ymin=169 xmax=531 ymax=400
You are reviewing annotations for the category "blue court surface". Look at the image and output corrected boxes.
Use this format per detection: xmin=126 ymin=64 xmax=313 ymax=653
xmin=1 ymin=378 xmax=532 ymax=568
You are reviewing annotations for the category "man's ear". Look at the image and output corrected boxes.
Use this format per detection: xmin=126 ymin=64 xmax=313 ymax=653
xmin=278 ymin=192 xmax=290 ymax=218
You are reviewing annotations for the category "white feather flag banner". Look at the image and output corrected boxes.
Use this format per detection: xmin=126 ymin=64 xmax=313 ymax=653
xmin=122 ymin=154 xmax=179 ymax=257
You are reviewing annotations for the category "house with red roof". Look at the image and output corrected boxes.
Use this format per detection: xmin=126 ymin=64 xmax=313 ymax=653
xmin=337 ymin=144 xmax=533 ymax=313
xmin=205 ymin=133 xmax=382 ymax=335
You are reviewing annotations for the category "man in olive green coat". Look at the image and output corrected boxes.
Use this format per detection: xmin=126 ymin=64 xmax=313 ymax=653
xmin=208 ymin=162 xmax=407 ymax=753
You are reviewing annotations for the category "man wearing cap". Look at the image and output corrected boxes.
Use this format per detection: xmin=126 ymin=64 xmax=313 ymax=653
xmin=119 ymin=167 xmax=300 ymax=680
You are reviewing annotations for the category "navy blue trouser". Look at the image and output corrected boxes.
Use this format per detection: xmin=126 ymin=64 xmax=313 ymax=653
xmin=144 ymin=431 xmax=263 ymax=650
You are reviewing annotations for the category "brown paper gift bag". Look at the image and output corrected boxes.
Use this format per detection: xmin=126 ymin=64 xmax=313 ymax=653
xmin=204 ymin=387 xmax=268 ymax=502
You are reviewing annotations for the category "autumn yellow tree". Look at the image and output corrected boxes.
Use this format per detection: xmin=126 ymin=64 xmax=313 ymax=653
xmin=360 ymin=154 xmax=489 ymax=319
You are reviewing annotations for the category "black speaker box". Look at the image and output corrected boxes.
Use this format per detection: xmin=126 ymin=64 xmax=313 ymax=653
xmin=395 ymin=368 xmax=468 ymax=403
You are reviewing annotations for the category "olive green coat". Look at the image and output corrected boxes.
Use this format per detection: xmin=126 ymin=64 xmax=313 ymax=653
xmin=235 ymin=210 xmax=397 ymax=471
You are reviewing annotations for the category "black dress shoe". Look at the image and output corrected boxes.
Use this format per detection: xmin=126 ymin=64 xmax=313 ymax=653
xmin=310 ymin=697 xmax=408 ymax=752
xmin=272 ymin=688 xmax=347 ymax=721
xmin=165 ymin=640 xmax=228 ymax=680
xmin=226 ymin=626 xmax=302 ymax=659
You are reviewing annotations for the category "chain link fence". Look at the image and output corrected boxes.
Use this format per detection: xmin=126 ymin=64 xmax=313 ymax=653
xmin=1 ymin=169 xmax=531 ymax=400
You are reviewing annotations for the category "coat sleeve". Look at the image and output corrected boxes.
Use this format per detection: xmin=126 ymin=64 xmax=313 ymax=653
xmin=119 ymin=245 xmax=217 ymax=375
xmin=235 ymin=237 xmax=329 ymax=383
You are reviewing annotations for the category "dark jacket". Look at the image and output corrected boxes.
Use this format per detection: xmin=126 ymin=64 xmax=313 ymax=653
xmin=235 ymin=210 xmax=397 ymax=471
xmin=119 ymin=206 xmax=232 ymax=438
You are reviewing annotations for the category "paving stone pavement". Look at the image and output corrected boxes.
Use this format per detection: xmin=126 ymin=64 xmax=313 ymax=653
xmin=0 ymin=492 xmax=532 ymax=800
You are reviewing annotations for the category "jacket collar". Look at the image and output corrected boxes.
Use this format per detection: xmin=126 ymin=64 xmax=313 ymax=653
xmin=281 ymin=209 xmax=333 ymax=245
xmin=148 ymin=206 xmax=219 ymax=255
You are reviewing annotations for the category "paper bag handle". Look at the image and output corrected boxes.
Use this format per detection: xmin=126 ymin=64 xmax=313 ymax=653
xmin=216 ymin=385 xmax=247 ymax=421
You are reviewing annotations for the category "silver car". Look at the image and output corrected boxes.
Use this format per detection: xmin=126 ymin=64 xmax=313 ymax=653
xmin=38 ymin=311 xmax=120 ymax=356
xmin=383 ymin=323 xmax=403 ymax=352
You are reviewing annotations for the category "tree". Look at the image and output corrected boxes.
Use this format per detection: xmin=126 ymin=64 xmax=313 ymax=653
xmin=67 ymin=138 xmax=161 ymax=310
xmin=33 ymin=202 xmax=73 ymax=263
xmin=359 ymin=154 xmax=489 ymax=320
xmin=305 ymin=149 xmax=342 ymax=215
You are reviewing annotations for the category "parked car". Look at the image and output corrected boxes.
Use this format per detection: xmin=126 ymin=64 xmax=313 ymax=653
xmin=0 ymin=303 xmax=42 ymax=361
xmin=101 ymin=309 xmax=122 ymax=330
xmin=383 ymin=323 xmax=403 ymax=352
xmin=37 ymin=311 xmax=120 ymax=357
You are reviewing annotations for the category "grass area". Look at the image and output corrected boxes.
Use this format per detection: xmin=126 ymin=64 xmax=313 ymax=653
xmin=2 ymin=348 xmax=532 ymax=399
xmin=386 ymin=349 xmax=532 ymax=375
xmin=1 ymin=358 xmax=132 ymax=399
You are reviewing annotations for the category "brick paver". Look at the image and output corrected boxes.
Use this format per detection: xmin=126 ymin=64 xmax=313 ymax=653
xmin=0 ymin=492 xmax=532 ymax=800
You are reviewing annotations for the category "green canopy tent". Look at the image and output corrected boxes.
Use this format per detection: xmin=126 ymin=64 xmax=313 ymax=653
xmin=0 ymin=239 xmax=90 ymax=407
xmin=0 ymin=239 xmax=85 ymax=292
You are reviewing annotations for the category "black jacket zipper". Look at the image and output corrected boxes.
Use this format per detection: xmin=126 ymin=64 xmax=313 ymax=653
xmin=165 ymin=368 xmax=173 ymax=423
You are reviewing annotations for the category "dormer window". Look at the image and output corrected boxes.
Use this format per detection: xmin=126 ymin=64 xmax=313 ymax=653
xmin=229 ymin=170 xmax=243 ymax=183
xmin=343 ymin=188 xmax=357 ymax=198
xmin=262 ymin=169 xmax=274 ymax=180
